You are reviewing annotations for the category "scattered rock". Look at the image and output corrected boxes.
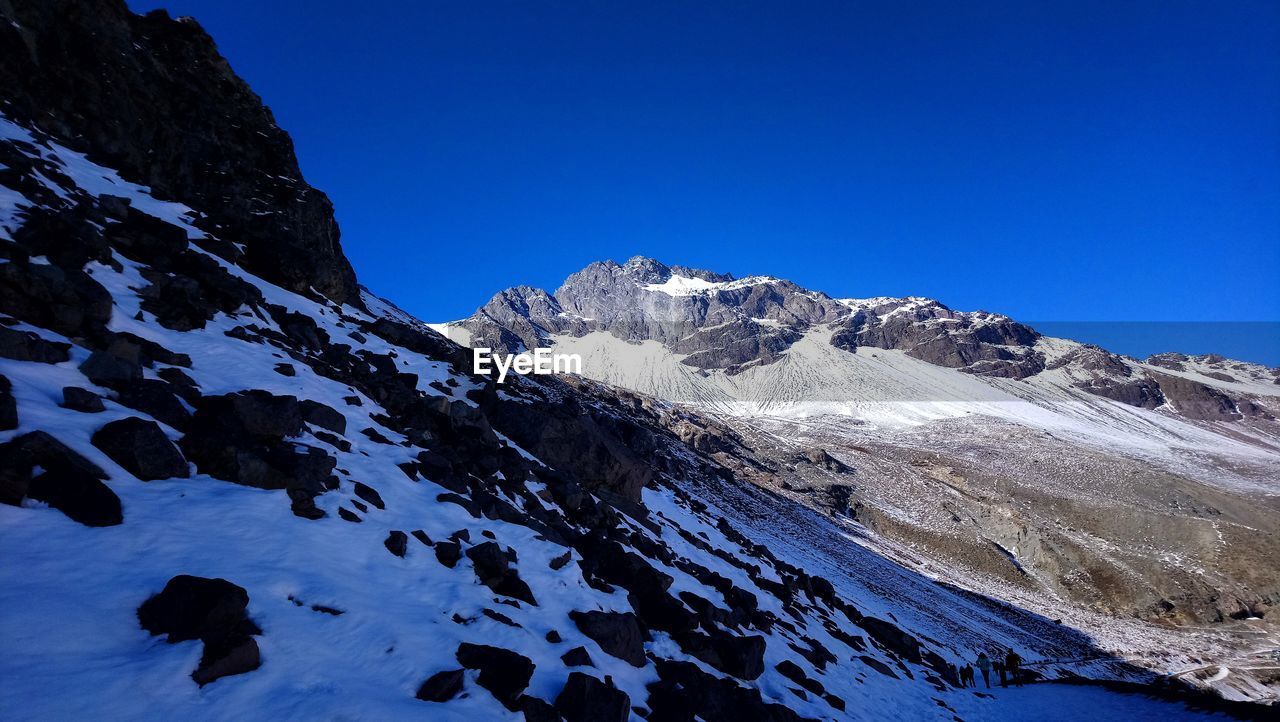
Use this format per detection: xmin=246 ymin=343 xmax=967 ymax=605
xmin=300 ymin=399 xmax=346 ymax=434
xmin=676 ymin=631 xmax=766 ymax=680
xmin=384 ymin=530 xmax=408 ymax=558
xmin=352 ymin=481 xmax=385 ymax=510
xmin=569 ymin=610 xmax=646 ymax=667
xmin=0 ymin=431 xmax=121 ymax=526
xmin=555 ymin=672 xmax=630 ymax=722
xmin=415 ymin=668 xmax=465 ymax=702
xmin=137 ymin=575 xmax=262 ymax=686
xmin=0 ymin=375 xmax=15 ymax=430
xmin=435 ymin=541 xmax=462 ymax=568
xmin=91 ymin=417 xmax=189 ymax=480
xmin=61 ymin=386 xmax=105 ymax=413
xmin=79 ymin=350 xmax=142 ymax=386
xmin=561 ymin=646 xmax=594 ymax=667
xmin=455 ymin=642 xmax=535 ymax=710
xmin=0 ymin=326 xmax=70 ymax=363
xmin=466 ymin=541 xmax=537 ymax=605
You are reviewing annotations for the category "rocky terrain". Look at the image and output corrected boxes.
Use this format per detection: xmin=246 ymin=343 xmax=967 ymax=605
xmin=442 ymin=259 xmax=1280 ymax=701
xmin=0 ymin=1 xmax=1274 ymax=719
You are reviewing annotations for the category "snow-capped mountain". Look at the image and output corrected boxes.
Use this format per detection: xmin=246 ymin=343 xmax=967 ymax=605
xmin=0 ymin=0 xmax=1274 ymax=718
xmin=442 ymin=259 xmax=1280 ymax=695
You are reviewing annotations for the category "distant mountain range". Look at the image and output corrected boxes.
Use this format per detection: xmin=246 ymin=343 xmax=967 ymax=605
xmin=438 ymin=256 xmax=1280 ymax=693
xmin=440 ymin=255 xmax=1278 ymax=423
xmin=2 ymin=0 xmax=1276 ymax=716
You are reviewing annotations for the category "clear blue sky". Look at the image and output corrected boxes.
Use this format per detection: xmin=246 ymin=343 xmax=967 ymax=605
xmin=128 ymin=1 xmax=1279 ymax=356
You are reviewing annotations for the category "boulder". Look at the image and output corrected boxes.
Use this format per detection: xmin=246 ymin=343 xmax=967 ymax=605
xmin=352 ymin=481 xmax=385 ymax=510
xmin=0 ymin=375 xmax=15 ymax=431
xmin=647 ymin=659 xmax=805 ymax=722
xmin=561 ymin=646 xmax=593 ymax=667
xmin=860 ymin=616 xmax=921 ymax=664
xmin=455 ymin=642 xmax=535 ymax=710
xmin=61 ymin=386 xmax=105 ymax=413
xmin=180 ymin=391 xmax=334 ymax=516
xmin=674 ymin=631 xmax=766 ymax=680
xmin=415 ymin=668 xmax=465 ymax=702
xmin=0 ymin=262 xmax=112 ymax=339
xmin=569 ymin=610 xmax=646 ymax=667
xmin=115 ymin=379 xmax=192 ymax=430
xmin=0 ymin=326 xmax=71 ymax=363
xmin=91 ymin=417 xmax=189 ymax=480
xmin=434 ymin=541 xmax=462 ymax=568
xmin=466 ymin=541 xmax=537 ymax=605
xmin=79 ymin=350 xmax=143 ymax=386
xmin=225 ymin=391 xmax=304 ymax=438
xmin=384 ymin=531 xmax=408 ymax=558
xmin=0 ymin=431 xmax=121 ymax=526
xmin=555 ymin=672 xmax=630 ymax=722
xmin=300 ymin=399 xmax=346 ymax=434
xmin=137 ymin=575 xmax=262 ymax=686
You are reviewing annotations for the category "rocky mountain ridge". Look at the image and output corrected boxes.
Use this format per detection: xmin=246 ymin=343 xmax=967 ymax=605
xmin=1 ymin=0 xmax=1274 ymax=717
xmin=444 ymin=258 xmax=1280 ymax=673
xmin=448 ymin=255 xmax=1278 ymax=423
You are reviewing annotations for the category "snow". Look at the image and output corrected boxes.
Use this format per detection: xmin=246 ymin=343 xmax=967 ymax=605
xmin=0 ymin=114 xmax=206 ymax=239
xmin=0 ymin=106 xmax=1258 ymax=721
xmin=542 ymin=327 xmax=1280 ymax=495
xmin=642 ymin=274 xmax=779 ymax=296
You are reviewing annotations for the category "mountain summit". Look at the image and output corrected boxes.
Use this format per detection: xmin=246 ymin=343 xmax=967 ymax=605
xmin=446 ymin=256 xmax=1277 ymax=419
xmin=444 ymin=257 xmax=1280 ymax=653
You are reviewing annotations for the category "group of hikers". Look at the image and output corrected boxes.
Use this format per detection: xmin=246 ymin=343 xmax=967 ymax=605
xmin=956 ymin=648 xmax=1023 ymax=689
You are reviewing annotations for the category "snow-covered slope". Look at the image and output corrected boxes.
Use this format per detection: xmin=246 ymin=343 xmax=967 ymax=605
xmin=4 ymin=104 xmax=1256 ymax=719
xmin=441 ymin=261 xmax=1280 ymax=699
xmin=1 ymin=1 xmax=1273 ymax=718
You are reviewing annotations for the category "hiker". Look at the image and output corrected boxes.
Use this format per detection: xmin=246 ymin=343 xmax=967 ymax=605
xmin=1005 ymin=648 xmax=1023 ymax=687
xmin=976 ymin=652 xmax=992 ymax=688
xmin=960 ymin=664 xmax=973 ymax=687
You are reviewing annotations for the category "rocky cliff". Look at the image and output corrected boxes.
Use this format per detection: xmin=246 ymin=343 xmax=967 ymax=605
xmin=0 ymin=0 xmax=358 ymax=304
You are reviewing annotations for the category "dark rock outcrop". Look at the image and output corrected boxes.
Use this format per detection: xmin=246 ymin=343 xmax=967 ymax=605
xmin=384 ymin=530 xmax=408 ymax=558
xmin=0 ymin=0 xmax=360 ymax=305
xmin=555 ymin=672 xmax=630 ymax=722
xmin=1150 ymin=372 xmax=1242 ymax=421
xmin=647 ymin=659 xmax=806 ymax=722
xmin=454 ymin=642 xmax=535 ymax=710
xmin=465 ymin=541 xmax=537 ymax=605
xmin=179 ymin=391 xmax=336 ymax=518
xmin=61 ymin=387 xmax=105 ymax=413
xmin=0 ymin=431 xmax=121 ymax=526
xmin=91 ymin=417 xmax=189 ymax=480
xmin=137 ymin=575 xmax=262 ymax=686
xmin=0 ymin=326 xmax=71 ymax=363
xmin=832 ymin=302 xmax=1044 ymax=379
xmin=415 ymin=668 xmax=465 ymax=702
xmin=569 ymin=610 xmax=646 ymax=667
xmin=0 ymin=374 xmax=15 ymax=430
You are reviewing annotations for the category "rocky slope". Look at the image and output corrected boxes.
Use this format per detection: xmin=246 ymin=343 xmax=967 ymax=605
xmin=0 ymin=1 xmax=1274 ymax=718
xmin=443 ymin=259 xmax=1280 ymax=690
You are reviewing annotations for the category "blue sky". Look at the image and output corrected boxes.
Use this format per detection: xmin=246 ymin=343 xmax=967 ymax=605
xmin=128 ymin=1 xmax=1279 ymax=359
